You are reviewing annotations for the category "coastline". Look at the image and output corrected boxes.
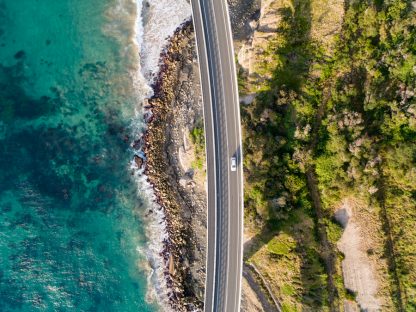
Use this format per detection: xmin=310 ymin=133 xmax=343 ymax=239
xmin=136 ymin=21 xmax=207 ymax=311
xmin=136 ymin=4 xmax=266 ymax=310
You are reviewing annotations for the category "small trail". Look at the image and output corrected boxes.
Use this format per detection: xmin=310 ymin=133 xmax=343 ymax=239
xmin=306 ymin=167 xmax=340 ymax=312
xmin=303 ymin=83 xmax=341 ymax=311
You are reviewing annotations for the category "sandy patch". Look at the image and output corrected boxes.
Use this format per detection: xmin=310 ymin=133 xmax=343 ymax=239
xmin=335 ymin=199 xmax=382 ymax=311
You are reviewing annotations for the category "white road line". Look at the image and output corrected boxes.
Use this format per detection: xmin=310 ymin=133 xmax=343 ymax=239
xmin=203 ymin=1 xmax=231 ymax=310
xmin=206 ymin=2 xmax=233 ymax=311
xmin=192 ymin=0 xmax=244 ymax=310
xmin=218 ymin=1 xmax=242 ymax=311
xmin=221 ymin=1 xmax=245 ymax=311
xmin=200 ymin=0 xmax=228 ymax=310
xmin=190 ymin=1 xmax=217 ymax=310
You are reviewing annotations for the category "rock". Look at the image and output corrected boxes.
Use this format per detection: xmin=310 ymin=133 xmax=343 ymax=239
xmin=237 ymin=0 xmax=284 ymax=77
xmin=134 ymin=155 xmax=144 ymax=169
xmin=132 ymin=137 xmax=143 ymax=149
xmin=227 ymin=0 xmax=261 ymax=42
xmin=240 ymin=93 xmax=256 ymax=105
xmin=143 ymin=22 xmax=206 ymax=311
xmin=179 ymin=178 xmax=188 ymax=188
xmin=169 ymin=253 xmax=176 ymax=276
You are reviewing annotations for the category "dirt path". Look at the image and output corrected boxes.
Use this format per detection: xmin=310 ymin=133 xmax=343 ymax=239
xmin=301 ymin=78 xmax=348 ymax=310
xmin=306 ymin=168 xmax=340 ymax=311
xmin=302 ymin=84 xmax=341 ymax=311
xmin=335 ymin=200 xmax=381 ymax=311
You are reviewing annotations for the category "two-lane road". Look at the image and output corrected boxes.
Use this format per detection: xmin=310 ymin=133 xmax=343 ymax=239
xmin=190 ymin=0 xmax=244 ymax=311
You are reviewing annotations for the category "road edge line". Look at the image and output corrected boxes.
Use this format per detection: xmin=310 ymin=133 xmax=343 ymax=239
xmin=189 ymin=1 xmax=217 ymax=311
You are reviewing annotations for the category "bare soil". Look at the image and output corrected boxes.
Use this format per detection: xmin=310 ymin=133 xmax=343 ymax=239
xmin=335 ymin=198 xmax=394 ymax=311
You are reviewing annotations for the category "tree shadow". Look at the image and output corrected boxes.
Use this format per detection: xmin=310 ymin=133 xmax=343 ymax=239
xmin=242 ymin=0 xmax=338 ymax=309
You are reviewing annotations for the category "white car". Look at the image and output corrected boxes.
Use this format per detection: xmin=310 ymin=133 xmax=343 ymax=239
xmin=230 ymin=157 xmax=237 ymax=172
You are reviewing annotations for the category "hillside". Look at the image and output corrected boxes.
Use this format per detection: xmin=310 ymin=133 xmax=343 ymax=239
xmin=235 ymin=0 xmax=416 ymax=310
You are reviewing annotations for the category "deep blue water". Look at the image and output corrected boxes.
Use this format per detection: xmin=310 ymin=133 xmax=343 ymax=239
xmin=0 ymin=0 xmax=157 ymax=311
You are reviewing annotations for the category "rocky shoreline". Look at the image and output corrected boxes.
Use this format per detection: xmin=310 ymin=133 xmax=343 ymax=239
xmin=136 ymin=21 xmax=207 ymax=311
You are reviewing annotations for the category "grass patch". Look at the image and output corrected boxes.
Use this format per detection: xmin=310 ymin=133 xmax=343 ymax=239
xmin=281 ymin=283 xmax=296 ymax=296
xmin=282 ymin=302 xmax=297 ymax=312
xmin=324 ymin=218 xmax=344 ymax=244
xmin=267 ymin=233 xmax=296 ymax=256
xmin=190 ymin=125 xmax=205 ymax=170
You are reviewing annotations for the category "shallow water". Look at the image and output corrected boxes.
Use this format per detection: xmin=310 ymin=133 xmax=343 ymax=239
xmin=0 ymin=0 xmax=160 ymax=310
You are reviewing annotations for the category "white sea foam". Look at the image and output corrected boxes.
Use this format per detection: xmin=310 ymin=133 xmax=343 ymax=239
xmin=130 ymin=0 xmax=191 ymax=311
xmin=103 ymin=0 xmax=191 ymax=308
xmin=139 ymin=0 xmax=191 ymax=82
xmin=130 ymin=161 xmax=171 ymax=308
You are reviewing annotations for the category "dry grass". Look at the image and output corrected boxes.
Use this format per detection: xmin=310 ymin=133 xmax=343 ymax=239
xmin=310 ymin=0 xmax=344 ymax=54
xmin=245 ymin=211 xmax=329 ymax=311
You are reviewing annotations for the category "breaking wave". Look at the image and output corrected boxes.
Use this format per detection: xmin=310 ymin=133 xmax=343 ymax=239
xmin=103 ymin=0 xmax=191 ymax=308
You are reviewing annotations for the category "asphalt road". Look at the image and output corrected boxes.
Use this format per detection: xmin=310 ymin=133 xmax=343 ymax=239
xmin=190 ymin=1 xmax=244 ymax=312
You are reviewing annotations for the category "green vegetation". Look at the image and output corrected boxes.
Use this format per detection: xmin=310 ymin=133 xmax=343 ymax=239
xmin=245 ymin=210 xmax=330 ymax=310
xmin=281 ymin=302 xmax=297 ymax=312
xmin=345 ymin=288 xmax=358 ymax=301
xmin=267 ymin=233 xmax=296 ymax=256
xmin=324 ymin=218 xmax=343 ymax=244
xmin=240 ymin=0 xmax=415 ymax=310
xmin=190 ymin=125 xmax=205 ymax=170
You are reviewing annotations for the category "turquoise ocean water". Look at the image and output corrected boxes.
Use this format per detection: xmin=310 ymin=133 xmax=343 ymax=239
xmin=0 ymin=0 xmax=159 ymax=311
